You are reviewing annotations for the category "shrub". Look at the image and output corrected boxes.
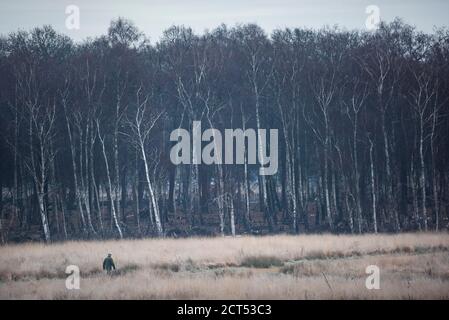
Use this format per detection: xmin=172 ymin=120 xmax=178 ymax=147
xmin=240 ymin=255 xmax=283 ymax=268
xmin=153 ymin=263 xmax=180 ymax=272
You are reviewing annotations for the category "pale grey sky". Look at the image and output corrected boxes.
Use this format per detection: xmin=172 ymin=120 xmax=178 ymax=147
xmin=0 ymin=0 xmax=448 ymax=43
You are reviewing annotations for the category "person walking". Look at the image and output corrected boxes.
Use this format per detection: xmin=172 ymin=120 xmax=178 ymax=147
xmin=103 ymin=253 xmax=116 ymax=275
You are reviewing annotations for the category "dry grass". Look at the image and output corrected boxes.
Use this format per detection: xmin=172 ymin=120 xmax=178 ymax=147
xmin=1 ymin=233 xmax=449 ymax=299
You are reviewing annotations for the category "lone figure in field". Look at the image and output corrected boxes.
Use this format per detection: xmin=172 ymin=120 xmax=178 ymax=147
xmin=103 ymin=253 xmax=116 ymax=275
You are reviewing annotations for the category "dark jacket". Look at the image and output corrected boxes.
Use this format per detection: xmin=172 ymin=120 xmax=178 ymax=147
xmin=103 ymin=257 xmax=116 ymax=271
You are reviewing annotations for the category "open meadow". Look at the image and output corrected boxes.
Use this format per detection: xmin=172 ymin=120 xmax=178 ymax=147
xmin=1 ymin=233 xmax=449 ymax=299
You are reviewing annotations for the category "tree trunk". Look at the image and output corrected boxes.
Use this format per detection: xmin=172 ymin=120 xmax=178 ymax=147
xmin=229 ymin=194 xmax=236 ymax=237
xmin=419 ymin=117 xmax=428 ymax=231
xmin=369 ymin=137 xmax=377 ymax=233
xmin=140 ymin=140 xmax=163 ymax=237
xmin=63 ymin=108 xmax=87 ymax=233
xmin=98 ymin=125 xmax=123 ymax=239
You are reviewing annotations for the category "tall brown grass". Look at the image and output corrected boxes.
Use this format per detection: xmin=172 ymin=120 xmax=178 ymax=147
xmin=1 ymin=233 xmax=449 ymax=299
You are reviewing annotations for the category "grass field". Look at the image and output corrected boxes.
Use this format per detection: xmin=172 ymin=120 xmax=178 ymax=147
xmin=1 ymin=233 xmax=449 ymax=299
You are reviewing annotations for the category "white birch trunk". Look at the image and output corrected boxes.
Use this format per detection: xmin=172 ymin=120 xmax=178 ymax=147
xmin=369 ymin=138 xmax=377 ymax=233
xmin=98 ymin=124 xmax=123 ymax=239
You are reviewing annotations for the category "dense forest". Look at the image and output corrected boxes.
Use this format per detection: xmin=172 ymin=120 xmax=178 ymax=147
xmin=0 ymin=18 xmax=448 ymax=243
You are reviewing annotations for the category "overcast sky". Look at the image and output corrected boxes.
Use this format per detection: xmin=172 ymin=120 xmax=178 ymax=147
xmin=0 ymin=0 xmax=448 ymax=43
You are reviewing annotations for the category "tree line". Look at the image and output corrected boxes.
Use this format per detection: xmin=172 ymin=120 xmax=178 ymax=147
xmin=0 ymin=18 xmax=448 ymax=242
